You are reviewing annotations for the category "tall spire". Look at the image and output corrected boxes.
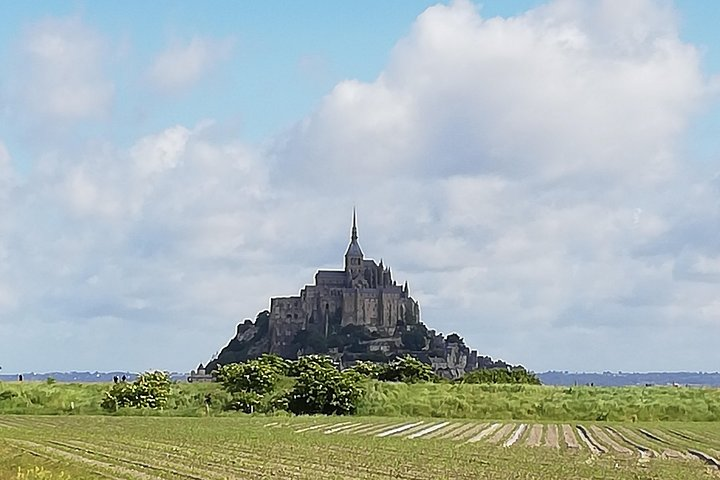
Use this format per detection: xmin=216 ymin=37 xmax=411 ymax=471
xmin=345 ymin=207 xmax=364 ymax=261
xmin=351 ymin=207 xmax=358 ymax=242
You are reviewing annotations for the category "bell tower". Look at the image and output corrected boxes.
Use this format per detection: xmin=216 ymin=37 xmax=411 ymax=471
xmin=344 ymin=208 xmax=364 ymax=283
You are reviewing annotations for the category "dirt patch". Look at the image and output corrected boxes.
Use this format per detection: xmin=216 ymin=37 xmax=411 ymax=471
xmin=422 ymin=422 xmax=459 ymax=440
xmin=487 ymin=424 xmax=515 ymax=445
xmin=439 ymin=423 xmax=475 ymax=440
xmin=525 ymin=424 xmax=543 ymax=447
xmin=576 ymin=425 xmax=607 ymax=454
xmin=590 ymin=426 xmax=632 ymax=454
xmin=352 ymin=423 xmax=395 ymax=436
xmin=467 ymin=423 xmax=501 ymax=443
xmin=609 ymin=426 xmax=657 ymax=458
xmin=504 ymin=424 xmax=527 ymax=447
xmin=376 ymin=422 xmax=424 ymax=438
xmin=452 ymin=423 xmax=488 ymax=442
xmin=561 ymin=424 xmax=579 ymax=449
xmin=544 ymin=424 xmax=559 ymax=448
xmin=407 ymin=422 xmax=449 ymax=439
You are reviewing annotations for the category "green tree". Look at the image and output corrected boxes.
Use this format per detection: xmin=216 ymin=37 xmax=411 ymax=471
xmin=101 ymin=371 xmax=171 ymax=411
xmin=284 ymin=355 xmax=364 ymax=415
xmin=347 ymin=360 xmax=385 ymax=378
xmin=213 ymin=356 xmax=291 ymax=413
xmin=378 ymin=355 xmax=437 ymax=383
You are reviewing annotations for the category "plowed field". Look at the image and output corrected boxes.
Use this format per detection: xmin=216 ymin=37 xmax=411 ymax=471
xmin=2 ymin=415 xmax=719 ymax=479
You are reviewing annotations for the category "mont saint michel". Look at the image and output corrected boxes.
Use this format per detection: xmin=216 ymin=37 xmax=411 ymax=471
xmin=199 ymin=212 xmax=514 ymax=379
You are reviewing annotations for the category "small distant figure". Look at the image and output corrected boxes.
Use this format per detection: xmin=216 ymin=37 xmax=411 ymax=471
xmin=113 ymin=376 xmax=119 ymax=384
xmin=121 ymin=375 xmax=127 ymax=382
xmin=204 ymin=393 xmax=212 ymax=415
xmin=18 ymin=374 xmax=23 ymax=382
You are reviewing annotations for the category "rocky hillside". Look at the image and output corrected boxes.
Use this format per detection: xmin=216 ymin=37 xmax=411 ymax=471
xmin=204 ymin=311 xmax=518 ymax=379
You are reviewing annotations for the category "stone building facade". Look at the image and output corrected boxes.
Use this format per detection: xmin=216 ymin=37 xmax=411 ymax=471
xmin=269 ymin=212 xmax=420 ymax=357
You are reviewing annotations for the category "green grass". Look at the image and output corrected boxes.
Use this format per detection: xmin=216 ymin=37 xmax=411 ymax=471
xmin=1 ymin=415 xmax=717 ymax=479
xmin=2 ymin=380 xmax=720 ymax=422
xmin=358 ymin=382 xmax=720 ymax=421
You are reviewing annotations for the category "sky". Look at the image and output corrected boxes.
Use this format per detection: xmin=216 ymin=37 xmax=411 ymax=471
xmin=1 ymin=0 xmax=719 ymax=374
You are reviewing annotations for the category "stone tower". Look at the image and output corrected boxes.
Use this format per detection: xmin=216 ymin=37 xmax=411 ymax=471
xmin=344 ymin=209 xmax=364 ymax=286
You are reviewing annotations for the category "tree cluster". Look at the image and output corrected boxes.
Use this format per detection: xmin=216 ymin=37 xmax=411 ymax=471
xmin=213 ymin=353 xmax=441 ymax=415
xmin=215 ymin=354 xmax=363 ymax=415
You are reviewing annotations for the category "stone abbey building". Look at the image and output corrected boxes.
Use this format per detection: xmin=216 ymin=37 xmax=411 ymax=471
xmin=194 ymin=211 xmax=515 ymax=380
xmin=269 ymin=211 xmax=421 ymax=357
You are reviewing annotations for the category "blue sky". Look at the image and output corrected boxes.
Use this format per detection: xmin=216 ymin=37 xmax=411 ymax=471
xmin=0 ymin=1 xmax=719 ymax=373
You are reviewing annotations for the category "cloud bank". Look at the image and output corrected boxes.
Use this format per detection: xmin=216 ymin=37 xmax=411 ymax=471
xmin=0 ymin=1 xmax=718 ymax=373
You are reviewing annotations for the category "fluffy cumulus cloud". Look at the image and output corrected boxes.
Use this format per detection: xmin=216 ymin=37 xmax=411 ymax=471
xmin=0 ymin=0 xmax=719 ymax=373
xmin=11 ymin=17 xmax=114 ymax=122
xmin=273 ymin=0 xmax=719 ymax=370
xmin=147 ymin=36 xmax=234 ymax=92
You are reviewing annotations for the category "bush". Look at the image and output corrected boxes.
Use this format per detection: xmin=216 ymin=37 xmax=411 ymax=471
xmin=256 ymin=354 xmax=291 ymax=376
xmin=0 ymin=390 xmax=17 ymax=401
xmin=100 ymin=371 xmax=171 ymax=411
xmin=214 ymin=360 xmax=278 ymax=396
xmin=287 ymin=354 xmax=338 ymax=377
xmin=285 ymin=355 xmax=364 ymax=415
xmin=226 ymin=391 xmax=262 ymax=413
xmin=378 ymin=355 xmax=437 ymax=383
xmin=348 ymin=360 xmax=385 ymax=379
xmin=214 ymin=355 xmax=292 ymax=413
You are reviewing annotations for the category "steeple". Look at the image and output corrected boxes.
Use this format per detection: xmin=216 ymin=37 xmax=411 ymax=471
xmin=345 ymin=208 xmax=363 ymax=272
xmin=351 ymin=207 xmax=358 ymax=242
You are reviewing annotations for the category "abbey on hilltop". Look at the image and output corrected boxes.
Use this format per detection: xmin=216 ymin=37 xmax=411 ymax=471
xmin=196 ymin=211 xmax=514 ymax=380
xmin=269 ymin=210 xmax=420 ymax=357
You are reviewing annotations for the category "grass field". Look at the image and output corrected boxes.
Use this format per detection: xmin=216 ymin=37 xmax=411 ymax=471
xmin=1 ymin=415 xmax=719 ymax=479
xmin=2 ymin=381 xmax=720 ymax=422
xmin=358 ymin=382 xmax=720 ymax=421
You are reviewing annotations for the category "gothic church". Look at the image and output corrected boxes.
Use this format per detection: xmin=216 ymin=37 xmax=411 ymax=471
xmin=269 ymin=211 xmax=420 ymax=356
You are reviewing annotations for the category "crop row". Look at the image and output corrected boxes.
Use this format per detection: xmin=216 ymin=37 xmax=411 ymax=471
xmin=2 ymin=415 xmax=720 ymax=479
xmin=289 ymin=419 xmax=720 ymax=465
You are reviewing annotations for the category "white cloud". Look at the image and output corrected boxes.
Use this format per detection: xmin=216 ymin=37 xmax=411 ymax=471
xmin=131 ymin=125 xmax=192 ymax=177
xmin=268 ymin=0 xmax=718 ymax=370
xmin=0 ymin=142 xmax=14 ymax=194
xmin=15 ymin=17 xmax=114 ymax=121
xmin=1 ymin=1 xmax=720 ymax=373
xmin=280 ymin=0 xmax=706 ymax=189
xmin=147 ymin=36 xmax=234 ymax=92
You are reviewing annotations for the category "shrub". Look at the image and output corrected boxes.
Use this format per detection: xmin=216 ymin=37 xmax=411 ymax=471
xmin=0 ymin=390 xmax=17 ymax=401
xmin=285 ymin=355 xmax=364 ymax=415
xmin=378 ymin=355 xmax=437 ymax=383
xmin=214 ymin=356 xmax=292 ymax=413
xmin=256 ymin=354 xmax=291 ymax=376
xmin=287 ymin=354 xmax=338 ymax=377
xmin=348 ymin=360 xmax=385 ymax=378
xmin=226 ymin=391 xmax=262 ymax=413
xmin=100 ymin=371 xmax=171 ymax=411
xmin=214 ymin=360 xmax=278 ymax=396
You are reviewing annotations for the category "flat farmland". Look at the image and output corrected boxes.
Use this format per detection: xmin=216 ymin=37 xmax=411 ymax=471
xmin=1 ymin=416 xmax=720 ymax=479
